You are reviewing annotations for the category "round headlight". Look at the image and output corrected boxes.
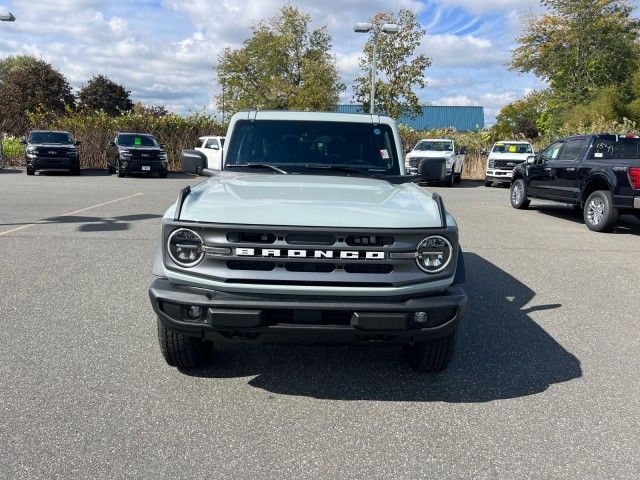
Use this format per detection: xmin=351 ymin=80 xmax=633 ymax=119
xmin=168 ymin=228 xmax=204 ymax=267
xmin=415 ymin=235 xmax=453 ymax=274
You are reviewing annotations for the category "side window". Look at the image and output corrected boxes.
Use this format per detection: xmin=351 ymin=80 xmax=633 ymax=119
xmin=205 ymin=139 xmax=219 ymax=149
xmin=558 ymin=138 xmax=587 ymax=161
xmin=539 ymin=141 xmax=563 ymax=163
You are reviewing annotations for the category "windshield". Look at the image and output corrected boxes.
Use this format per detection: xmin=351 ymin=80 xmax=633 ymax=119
xmin=118 ymin=134 xmax=158 ymax=147
xmin=225 ymin=120 xmax=399 ymax=174
xmin=28 ymin=131 xmax=73 ymax=144
xmin=492 ymin=143 xmax=533 ymax=154
xmin=590 ymin=135 xmax=640 ymax=159
xmin=415 ymin=141 xmax=453 ymax=152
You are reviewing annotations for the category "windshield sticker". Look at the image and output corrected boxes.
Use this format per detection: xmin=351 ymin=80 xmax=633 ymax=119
xmin=594 ymin=152 xmax=603 ymax=158
xmin=134 ymin=137 xmax=142 ymax=146
xmin=380 ymin=149 xmax=390 ymax=159
xmin=373 ymin=128 xmax=381 ymax=135
xmin=508 ymin=145 xmax=517 ymax=153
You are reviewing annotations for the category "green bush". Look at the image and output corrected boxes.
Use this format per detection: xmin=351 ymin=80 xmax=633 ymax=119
xmin=26 ymin=109 xmax=225 ymax=171
xmin=0 ymin=136 xmax=25 ymax=166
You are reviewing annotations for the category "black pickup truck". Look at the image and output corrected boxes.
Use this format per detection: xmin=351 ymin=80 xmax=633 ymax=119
xmin=510 ymin=134 xmax=640 ymax=232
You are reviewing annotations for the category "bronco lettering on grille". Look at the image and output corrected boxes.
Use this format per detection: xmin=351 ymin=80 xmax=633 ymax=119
xmin=235 ymin=248 xmax=384 ymax=260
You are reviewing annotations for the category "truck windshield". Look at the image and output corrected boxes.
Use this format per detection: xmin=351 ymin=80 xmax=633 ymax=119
xmin=590 ymin=136 xmax=640 ymax=159
xmin=28 ymin=132 xmax=73 ymax=144
xmin=118 ymin=134 xmax=158 ymax=147
xmin=415 ymin=141 xmax=453 ymax=152
xmin=492 ymin=143 xmax=533 ymax=154
xmin=224 ymin=120 xmax=400 ymax=175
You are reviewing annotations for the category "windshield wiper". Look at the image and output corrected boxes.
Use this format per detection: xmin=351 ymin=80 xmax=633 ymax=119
xmin=227 ymin=163 xmax=288 ymax=174
xmin=305 ymin=164 xmax=383 ymax=178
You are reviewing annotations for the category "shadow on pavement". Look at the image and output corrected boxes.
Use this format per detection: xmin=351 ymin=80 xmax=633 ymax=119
xmin=0 ymin=213 xmax=161 ymax=232
xmin=534 ymin=205 xmax=640 ymax=235
xmin=0 ymin=167 xmax=23 ymax=174
xmin=184 ymin=253 xmax=582 ymax=402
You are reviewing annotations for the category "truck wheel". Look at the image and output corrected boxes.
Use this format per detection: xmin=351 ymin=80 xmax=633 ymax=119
xmin=403 ymin=330 xmax=457 ymax=372
xmin=116 ymin=159 xmax=126 ymax=178
xmin=454 ymin=171 xmax=462 ymax=183
xmin=510 ymin=179 xmax=530 ymax=209
xmin=445 ymin=172 xmax=454 ymax=187
xmin=584 ymin=190 xmax=618 ymax=232
xmin=157 ymin=318 xmax=212 ymax=369
xmin=26 ymin=167 xmax=35 ymax=176
xmin=484 ymin=180 xmax=492 ymax=187
xmin=158 ymin=171 xmax=168 ymax=179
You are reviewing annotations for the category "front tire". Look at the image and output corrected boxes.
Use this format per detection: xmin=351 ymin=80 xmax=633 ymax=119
xmin=484 ymin=180 xmax=492 ymax=187
xmin=510 ymin=179 xmax=530 ymax=209
xmin=116 ymin=159 xmax=125 ymax=178
xmin=26 ymin=167 xmax=35 ymax=175
xmin=403 ymin=330 xmax=457 ymax=372
xmin=158 ymin=171 xmax=168 ymax=179
xmin=157 ymin=318 xmax=212 ymax=369
xmin=584 ymin=190 xmax=618 ymax=232
xmin=444 ymin=171 xmax=454 ymax=187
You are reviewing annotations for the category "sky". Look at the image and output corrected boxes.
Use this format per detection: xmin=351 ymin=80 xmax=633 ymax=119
xmin=0 ymin=0 xmax=548 ymax=124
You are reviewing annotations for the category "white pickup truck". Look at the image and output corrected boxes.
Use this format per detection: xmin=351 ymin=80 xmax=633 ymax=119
xmin=195 ymin=136 xmax=225 ymax=170
xmin=405 ymin=138 xmax=465 ymax=186
xmin=485 ymin=140 xmax=534 ymax=186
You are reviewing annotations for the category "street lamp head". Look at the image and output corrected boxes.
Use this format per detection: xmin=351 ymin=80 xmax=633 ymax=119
xmin=354 ymin=22 xmax=372 ymax=33
xmin=0 ymin=11 xmax=16 ymax=22
xmin=382 ymin=23 xmax=400 ymax=34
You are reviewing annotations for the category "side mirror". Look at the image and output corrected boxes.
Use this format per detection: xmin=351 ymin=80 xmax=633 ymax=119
xmin=160 ymin=143 xmax=167 ymax=149
xmin=460 ymin=148 xmax=467 ymax=155
xmin=20 ymin=139 xmax=27 ymax=145
xmin=108 ymin=141 xmax=116 ymax=147
xmin=180 ymin=149 xmax=207 ymax=175
xmin=480 ymin=148 xmax=487 ymax=155
xmin=526 ymin=155 xmax=536 ymax=164
xmin=404 ymin=146 xmax=412 ymax=154
xmin=416 ymin=158 xmax=446 ymax=183
xmin=75 ymin=141 xmax=81 ymax=146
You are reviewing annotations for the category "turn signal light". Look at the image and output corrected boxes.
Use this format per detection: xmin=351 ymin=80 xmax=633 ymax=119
xmin=628 ymin=167 xmax=640 ymax=190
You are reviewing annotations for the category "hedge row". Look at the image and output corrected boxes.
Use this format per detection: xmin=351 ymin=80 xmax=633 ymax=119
xmin=2 ymin=110 xmax=225 ymax=170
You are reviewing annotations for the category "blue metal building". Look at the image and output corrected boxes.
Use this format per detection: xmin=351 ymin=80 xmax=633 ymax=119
xmin=336 ymin=105 xmax=484 ymax=131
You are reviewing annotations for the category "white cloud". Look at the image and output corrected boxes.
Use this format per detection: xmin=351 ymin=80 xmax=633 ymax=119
xmin=437 ymin=95 xmax=480 ymax=106
xmin=421 ymin=33 xmax=507 ymax=67
xmin=434 ymin=0 xmax=538 ymax=14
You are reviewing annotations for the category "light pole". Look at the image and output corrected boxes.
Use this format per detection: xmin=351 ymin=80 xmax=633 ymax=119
xmin=0 ymin=10 xmax=16 ymax=21
xmin=354 ymin=22 xmax=399 ymax=114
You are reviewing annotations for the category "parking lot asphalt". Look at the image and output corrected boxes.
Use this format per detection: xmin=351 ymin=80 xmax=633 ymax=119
xmin=1 ymin=169 xmax=639 ymax=479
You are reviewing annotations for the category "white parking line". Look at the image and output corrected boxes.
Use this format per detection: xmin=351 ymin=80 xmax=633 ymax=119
xmin=0 ymin=192 xmax=144 ymax=237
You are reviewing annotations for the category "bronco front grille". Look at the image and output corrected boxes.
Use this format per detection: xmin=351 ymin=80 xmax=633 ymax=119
xmin=165 ymin=225 xmax=458 ymax=288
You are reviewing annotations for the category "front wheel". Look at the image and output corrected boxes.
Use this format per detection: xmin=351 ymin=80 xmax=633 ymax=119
xmin=510 ymin=179 xmax=530 ymax=209
xmin=444 ymin=171 xmax=454 ymax=187
xmin=484 ymin=180 xmax=492 ymax=187
xmin=403 ymin=330 xmax=457 ymax=372
xmin=116 ymin=159 xmax=125 ymax=177
xmin=584 ymin=190 xmax=618 ymax=232
xmin=157 ymin=318 xmax=212 ymax=369
xmin=26 ymin=167 xmax=35 ymax=176
xmin=158 ymin=171 xmax=168 ymax=179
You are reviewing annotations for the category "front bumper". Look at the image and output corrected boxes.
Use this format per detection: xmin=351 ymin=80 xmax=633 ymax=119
xmin=485 ymin=170 xmax=513 ymax=182
xmin=121 ymin=160 xmax=167 ymax=174
xmin=149 ymin=278 xmax=467 ymax=345
xmin=28 ymin=155 xmax=78 ymax=170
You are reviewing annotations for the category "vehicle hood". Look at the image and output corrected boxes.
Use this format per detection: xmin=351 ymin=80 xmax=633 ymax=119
xmin=28 ymin=143 xmax=75 ymax=148
xmin=406 ymin=150 xmax=454 ymax=158
xmin=488 ymin=152 xmax=532 ymax=161
xmin=168 ymin=172 xmax=444 ymax=229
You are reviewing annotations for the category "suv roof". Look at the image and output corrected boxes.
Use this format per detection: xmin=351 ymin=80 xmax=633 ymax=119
xmin=232 ymin=110 xmax=393 ymax=124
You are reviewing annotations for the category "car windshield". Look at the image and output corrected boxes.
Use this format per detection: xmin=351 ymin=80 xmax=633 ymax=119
xmin=590 ymin=135 xmax=640 ymax=159
xmin=224 ymin=120 xmax=400 ymax=175
xmin=28 ymin=131 xmax=73 ymax=144
xmin=492 ymin=143 xmax=533 ymax=154
xmin=415 ymin=141 xmax=453 ymax=152
xmin=118 ymin=134 xmax=158 ymax=147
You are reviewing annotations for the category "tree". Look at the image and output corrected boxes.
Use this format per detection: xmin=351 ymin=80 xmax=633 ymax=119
xmin=133 ymin=102 xmax=169 ymax=117
xmin=78 ymin=75 xmax=133 ymax=116
xmin=493 ymin=90 xmax=551 ymax=139
xmin=216 ymin=5 xmax=344 ymax=113
xmin=511 ymin=0 xmax=640 ymax=105
xmin=0 ymin=56 xmax=75 ymax=135
xmin=353 ymin=9 xmax=431 ymax=118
